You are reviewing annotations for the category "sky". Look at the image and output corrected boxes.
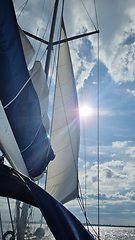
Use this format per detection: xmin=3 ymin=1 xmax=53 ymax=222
xmin=1 ymin=0 xmax=135 ymax=234
xmin=64 ymin=0 xmax=135 ymax=227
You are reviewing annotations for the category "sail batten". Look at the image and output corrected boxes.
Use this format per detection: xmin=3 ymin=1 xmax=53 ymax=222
xmin=46 ymin=20 xmax=80 ymax=204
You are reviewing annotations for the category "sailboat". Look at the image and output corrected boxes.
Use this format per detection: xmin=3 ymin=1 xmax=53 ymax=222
xmin=0 ymin=0 xmax=99 ymax=239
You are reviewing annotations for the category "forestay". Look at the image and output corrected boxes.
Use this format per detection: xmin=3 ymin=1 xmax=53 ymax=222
xmin=46 ymin=20 xmax=80 ymax=204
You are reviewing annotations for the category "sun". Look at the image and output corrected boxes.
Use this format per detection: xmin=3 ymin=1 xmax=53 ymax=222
xmin=79 ymin=106 xmax=92 ymax=117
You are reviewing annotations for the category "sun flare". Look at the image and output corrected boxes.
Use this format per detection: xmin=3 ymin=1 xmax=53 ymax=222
xmin=79 ymin=106 xmax=92 ymax=117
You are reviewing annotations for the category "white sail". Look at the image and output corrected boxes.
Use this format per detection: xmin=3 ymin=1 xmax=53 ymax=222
xmin=0 ymin=101 xmax=29 ymax=176
xmin=30 ymin=61 xmax=50 ymax=134
xmin=19 ymin=26 xmax=35 ymax=66
xmin=46 ymin=22 xmax=80 ymax=204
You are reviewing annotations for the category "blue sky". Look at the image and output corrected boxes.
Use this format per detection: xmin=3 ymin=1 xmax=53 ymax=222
xmin=63 ymin=0 xmax=135 ymax=227
xmin=1 ymin=0 xmax=135 ymax=230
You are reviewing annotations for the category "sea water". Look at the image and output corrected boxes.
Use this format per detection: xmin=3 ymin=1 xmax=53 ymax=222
xmin=1 ymin=223 xmax=135 ymax=239
xmin=94 ymin=226 xmax=135 ymax=240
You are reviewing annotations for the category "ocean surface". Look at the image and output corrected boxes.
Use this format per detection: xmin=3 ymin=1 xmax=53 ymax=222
xmin=92 ymin=226 xmax=135 ymax=240
xmin=1 ymin=223 xmax=135 ymax=239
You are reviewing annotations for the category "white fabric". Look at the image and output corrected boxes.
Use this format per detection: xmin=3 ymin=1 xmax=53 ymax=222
xmin=0 ymin=101 xmax=29 ymax=176
xmin=46 ymin=25 xmax=80 ymax=204
xmin=30 ymin=61 xmax=50 ymax=134
xmin=19 ymin=26 xmax=35 ymax=66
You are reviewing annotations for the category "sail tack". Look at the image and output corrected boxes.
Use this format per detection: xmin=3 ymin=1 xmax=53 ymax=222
xmin=46 ymin=21 xmax=80 ymax=203
xmin=0 ymin=0 xmax=55 ymax=178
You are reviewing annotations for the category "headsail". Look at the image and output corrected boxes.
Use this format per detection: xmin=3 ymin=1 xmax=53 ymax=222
xmin=0 ymin=0 xmax=55 ymax=178
xmin=46 ymin=20 xmax=80 ymax=204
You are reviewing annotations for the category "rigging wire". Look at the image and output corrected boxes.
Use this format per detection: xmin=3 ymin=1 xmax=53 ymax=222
xmin=77 ymin=0 xmax=100 ymax=238
xmin=34 ymin=4 xmax=54 ymax=62
xmin=14 ymin=0 xmax=100 ymax=238
xmin=97 ymin=31 xmax=100 ymax=240
xmin=77 ymin=189 xmax=98 ymax=238
xmin=48 ymin=44 xmax=58 ymax=90
xmin=45 ymin=0 xmax=65 ymax=192
xmin=51 ymin=43 xmax=78 ymax=177
xmin=35 ymin=0 xmax=47 ymax=37
xmin=45 ymin=5 xmax=85 ymax=220
xmin=16 ymin=0 xmax=29 ymax=20
xmin=93 ymin=0 xmax=99 ymax=30
xmin=0 ymin=212 xmax=3 ymax=239
xmin=78 ymin=87 xmax=90 ymax=230
xmin=93 ymin=0 xmax=100 ymax=238
xmin=30 ymin=0 xmax=47 ymax=56
xmin=80 ymin=90 xmax=87 ymax=212
xmin=80 ymin=0 xmax=97 ymax=30
xmin=7 ymin=198 xmax=15 ymax=236
xmin=57 ymin=22 xmax=97 ymax=239
xmin=69 ymin=34 xmax=96 ymax=236
xmin=15 ymin=0 xmax=54 ymax=63
xmin=69 ymin=31 xmax=96 ymax=239
xmin=46 ymin=0 xmax=65 ymax=139
xmin=47 ymin=0 xmax=64 ymax=91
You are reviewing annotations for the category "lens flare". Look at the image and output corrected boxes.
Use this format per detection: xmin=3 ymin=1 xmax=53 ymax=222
xmin=79 ymin=106 xmax=92 ymax=117
xmin=46 ymin=133 xmax=50 ymax=139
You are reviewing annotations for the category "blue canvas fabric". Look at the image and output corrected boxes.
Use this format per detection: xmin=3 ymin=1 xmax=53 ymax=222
xmin=0 ymin=164 xmax=95 ymax=240
xmin=26 ymin=176 xmax=95 ymax=240
xmin=0 ymin=164 xmax=37 ymax=207
xmin=0 ymin=0 xmax=55 ymax=178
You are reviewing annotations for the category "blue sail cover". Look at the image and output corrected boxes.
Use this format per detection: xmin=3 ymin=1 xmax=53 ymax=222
xmin=0 ymin=164 xmax=95 ymax=240
xmin=0 ymin=0 xmax=55 ymax=178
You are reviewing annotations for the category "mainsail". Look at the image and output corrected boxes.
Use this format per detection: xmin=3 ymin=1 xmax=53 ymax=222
xmin=0 ymin=0 xmax=55 ymax=178
xmin=46 ymin=20 xmax=80 ymax=204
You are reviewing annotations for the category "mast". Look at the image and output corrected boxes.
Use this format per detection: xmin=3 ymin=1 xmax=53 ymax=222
xmin=45 ymin=0 xmax=59 ymax=80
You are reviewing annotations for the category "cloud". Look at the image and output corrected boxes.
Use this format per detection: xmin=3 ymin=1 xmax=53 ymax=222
xmin=88 ymin=192 xmax=125 ymax=202
xmin=78 ymin=157 xmax=135 ymax=200
xmin=99 ymin=108 xmax=115 ymax=116
xmin=13 ymin=0 xmax=135 ymax=226
xmin=126 ymin=191 xmax=135 ymax=201
xmin=105 ymin=168 xmax=113 ymax=178
xmin=76 ymin=60 xmax=95 ymax=90
xmin=14 ymin=0 xmax=135 ymax=86
xmin=81 ymin=141 xmax=132 ymax=161
xmin=90 ymin=1 xmax=135 ymax=84
xmin=126 ymin=88 xmax=135 ymax=96
xmin=112 ymin=141 xmax=131 ymax=149
xmin=125 ymin=146 xmax=135 ymax=158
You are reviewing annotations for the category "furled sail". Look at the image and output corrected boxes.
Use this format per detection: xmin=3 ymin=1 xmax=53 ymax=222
xmin=0 ymin=0 xmax=55 ymax=178
xmin=46 ymin=20 xmax=80 ymax=204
